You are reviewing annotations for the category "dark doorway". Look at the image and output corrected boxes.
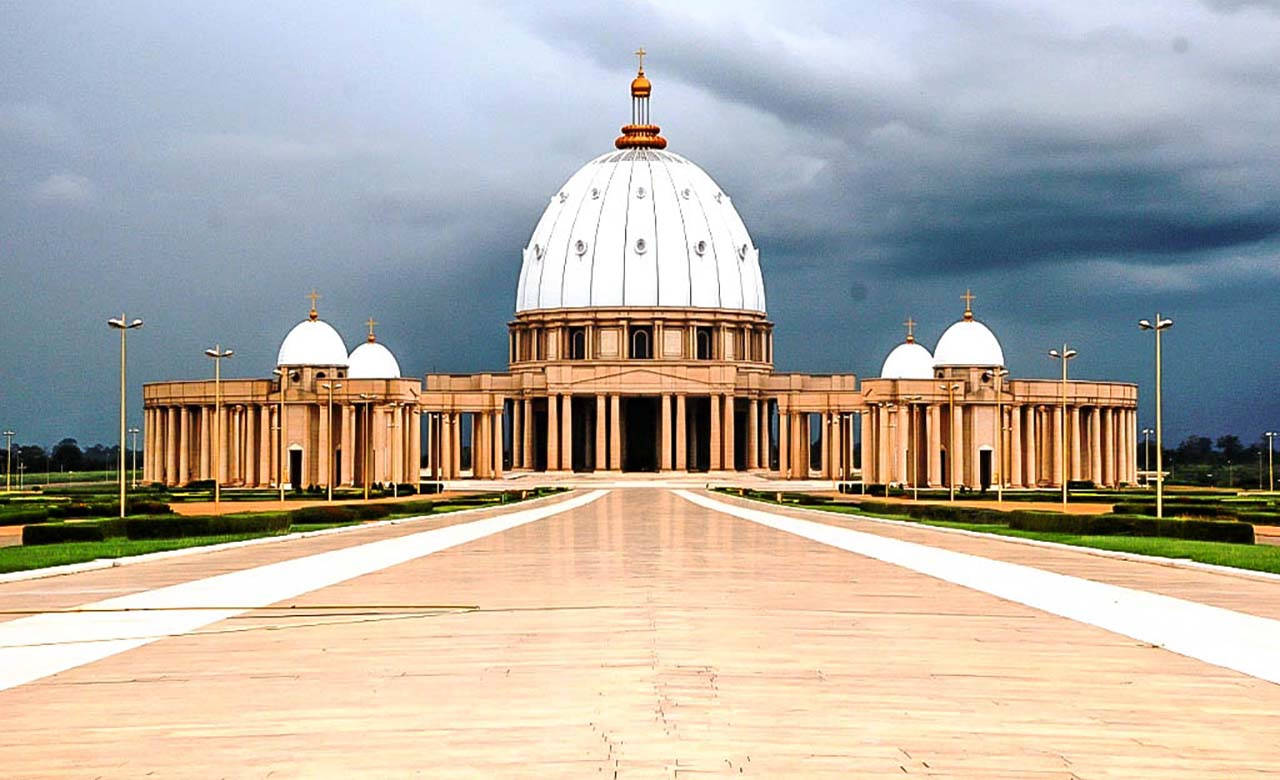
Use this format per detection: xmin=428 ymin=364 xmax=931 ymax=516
xmin=532 ymin=399 xmax=548 ymax=472
xmin=940 ymin=449 xmax=949 ymax=487
xmin=733 ymin=399 xmax=749 ymax=471
xmin=334 ymin=450 xmax=341 ymax=486
xmin=571 ymin=396 xmax=598 ymax=472
xmin=622 ymin=396 xmax=659 ymax=472
xmin=685 ymin=396 xmax=711 ymax=472
xmin=980 ymin=449 xmax=992 ymax=492
xmin=289 ymin=449 xmax=302 ymax=491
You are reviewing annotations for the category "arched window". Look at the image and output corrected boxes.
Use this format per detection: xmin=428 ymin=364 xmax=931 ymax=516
xmin=631 ymin=327 xmax=652 ymax=359
xmin=569 ymin=327 xmax=586 ymax=360
xmin=695 ymin=327 xmax=712 ymax=360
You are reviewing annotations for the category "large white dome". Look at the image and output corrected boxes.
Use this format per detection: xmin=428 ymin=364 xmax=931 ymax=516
xmin=347 ymin=340 xmax=402 ymax=379
xmin=514 ymin=148 xmax=766 ymax=313
xmin=881 ymin=341 xmax=934 ymax=379
xmin=933 ymin=319 xmax=1005 ymax=368
xmin=277 ymin=318 xmax=349 ymax=367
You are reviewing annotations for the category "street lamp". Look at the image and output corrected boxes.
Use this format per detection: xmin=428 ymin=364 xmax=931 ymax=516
xmin=983 ymin=369 xmax=1010 ymax=502
xmin=319 ymin=381 xmax=343 ymax=501
xmin=1047 ymin=345 xmax=1077 ymax=506
xmin=1141 ymin=427 xmax=1154 ymax=480
xmin=902 ymin=395 xmax=924 ymax=501
xmin=1138 ymin=314 xmax=1173 ymax=517
xmin=203 ymin=344 xmax=234 ymax=508
xmin=1265 ymin=431 xmax=1277 ymax=493
xmin=939 ymin=383 xmax=962 ymax=501
xmin=108 ymin=314 xmax=144 ymax=518
xmin=2 ymin=430 xmax=13 ymax=493
xmin=127 ymin=426 xmax=140 ymax=488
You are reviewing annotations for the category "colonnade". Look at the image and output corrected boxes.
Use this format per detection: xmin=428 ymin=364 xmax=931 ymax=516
xmin=861 ymin=401 xmax=1138 ymax=489
xmin=144 ymin=402 xmax=421 ymax=488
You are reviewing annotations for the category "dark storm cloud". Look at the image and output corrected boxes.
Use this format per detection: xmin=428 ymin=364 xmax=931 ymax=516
xmin=0 ymin=1 xmax=1278 ymax=448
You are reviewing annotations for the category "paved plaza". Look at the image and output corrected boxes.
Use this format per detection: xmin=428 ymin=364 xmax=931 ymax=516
xmin=2 ymin=488 xmax=1279 ymax=777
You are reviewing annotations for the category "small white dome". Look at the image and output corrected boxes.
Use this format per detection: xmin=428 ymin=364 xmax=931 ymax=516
xmin=933 ymin=318 xmax=1005 ymax=368
xmin=881 ymin=341 xmax=934 ymax=379
xmin=277 ymin=319 xmax=349 ymax=367
xmin=347 ymin=340 xmax=402 ymax=379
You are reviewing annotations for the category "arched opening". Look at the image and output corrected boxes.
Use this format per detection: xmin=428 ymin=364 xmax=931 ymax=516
xmin=569 ymin=327 xmax=586 ymax=360
xmin=695 ymin=327 xmax=713 ymax=360
xmin=630 ymin=326 xmax=652 ymax=359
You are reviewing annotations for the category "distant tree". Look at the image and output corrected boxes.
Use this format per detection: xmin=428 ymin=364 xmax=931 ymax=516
xmin=1176 ymin=436 xmax=1214 ymax=463
xmin=1216 ymin=435 xmax=1245 ymax=461
xmin=17 ymin=445 xmax=45 ymax=471
xmin=52 ymin=438 xmax=84 ymax=470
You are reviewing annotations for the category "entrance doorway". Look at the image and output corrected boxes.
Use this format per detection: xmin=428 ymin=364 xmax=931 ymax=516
xmin=733 ymin=399 xmax=749 ymax=471
xmin=622 ymin=396 xmax=659 ymax=472
xmin=334 ymin=450 xmax=341 ymax=487
xmin=685 ymin=396 xmax=711 ymax=471
xmin=289 ymin=448 xmax=302 ymax=491
xmin=979 ymin=448 xmax=992 ymax=492
xmin=571 ymin=396 xmax=598 ymax=472
xmin=940 ymin=449 xmax=948 ymax=487
xmin=532 ymin=400 xmax=548 ymax=471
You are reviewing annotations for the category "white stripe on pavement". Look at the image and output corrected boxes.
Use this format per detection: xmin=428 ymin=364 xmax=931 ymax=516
xmin=677 ymin=490 xmax=1280 ymax=686
xmin=0 ymin=489 xmax=608 ymax=691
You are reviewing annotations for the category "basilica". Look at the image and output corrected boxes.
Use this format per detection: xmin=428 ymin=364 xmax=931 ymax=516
xmin=143 ymin=59 xmax=1137 ymax=491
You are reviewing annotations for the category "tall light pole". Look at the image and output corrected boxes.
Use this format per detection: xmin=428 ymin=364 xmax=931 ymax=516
xmin=939 ymin=383 xmax=961 ymax=501
xmin=127 ymin=426 xmax=140 ymax=488
xmin=1265 ymin=431 xmax=1277 ymax=493
xmin=983 ymin=369 xmax=1010 ymax=502
xmin=2 ymin=430 xmax=13 ymax=492
xmin=1141 ymin=427 xmax=1154 ymax=481
xmin=204 ymin=345 xmax=233 ymax=509
xmin=272 ymin=369 xmax=286 ymax=503
xmin=108 ymin=315 xmax=143 ymax=517
xmin=319 ymin=381 xmax=342 ymax=501
xmin=359 ymin=393 xmax=375 ymax=500
xmin=1138 ymin=315 xmax=1173 ymax=518
xmin=1047 ymin=346 xmax=1077 ymax=505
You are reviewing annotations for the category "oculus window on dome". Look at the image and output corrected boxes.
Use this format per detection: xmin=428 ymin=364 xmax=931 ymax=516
xmin=514 ymin=54 xmax=766 ymax=313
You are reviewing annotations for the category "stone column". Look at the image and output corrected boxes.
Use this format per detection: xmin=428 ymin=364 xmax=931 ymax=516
xmin=1070 ymin=406 xmax=1082 ymax=481
xmin=163 ymin=407 xmax=176 ymax=487
xmin=877 ymin=408 xmax=891 ymax=484
xmin=927 ymin=405 xmax=941 ymax=486
xmin=175 ymin=407 xmax=188 ymax=486
xmin=723 ymin=395 xmax=736 ymax=471
xmin=779 ymin=403 xmax=791 ymax=477
xmin=474 ymin=412 xmax=488 ymax=479
xmin=1008 ymin=405 xmax=1022 ymax=487
xmin=546 ymin=394 xmax=559 ymax=472
xmin=561 ymin=395 xmax=573 ymax=471
xmin=522 ymin=398 xmax=534 ymax=470
xmin=451 ymin=413 xmax=462 ymax=479
xmin=609 ymin=395 xmax=621 ymax=471
xmin=675 ymin=394 xmax=688 ymax=471
xmin=493 ymin=409 xmax=505 ymax=478
xmin=759 ymin=400 xmax=771 ymax=471
xmin=951 ymin=405 xmax=964 ymax=488
xmin=748 ymin=398 xmax=760 ymax=470
xmin=709 ymin=394 xmax=722 ymax=470
xmin=232 ymin=406 xmax=244 ymax=485
xmin=410 ymin=409 xmax=422 ymax=485
xmin=660 ymin=394 xmax=673 ymax=471
xmin=1101 ymin=408 xmax=1114 ymax=487
xmin=1089 ymin=407 xmax=1102 ymax=484
xmin=897 ymin=406 xmax=910 ymax=485
xmin=1052 ymin=405 xmax=1064 ymax=487
xmin=1021 ymin=406 xmax=1034 ymax=487
xmin=510 ymin=400 xmax=521 ymax=471
xmin=242 ymin=405 xmax=255 ymax=487
xmin=595 ymin=395 xmax=607 ymax=471
xmin=439 ymin=413 xmax=452 ymax=480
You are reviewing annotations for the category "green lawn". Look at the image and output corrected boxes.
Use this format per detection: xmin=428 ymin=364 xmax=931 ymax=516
xmin=755 ymin=500 xmax=1280 ymax=576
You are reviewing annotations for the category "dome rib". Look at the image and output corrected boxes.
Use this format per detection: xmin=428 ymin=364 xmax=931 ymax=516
xmin=653 ymin=151 xmax=694 ymax=306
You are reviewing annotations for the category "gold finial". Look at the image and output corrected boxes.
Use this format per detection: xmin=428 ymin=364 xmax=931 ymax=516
xmin=617 ymin=48 xmax=666 ymax=149
xmin=635 ymin=47 xmax=647 ymax=74
xmin=366 ymin=317 xmax=378 ymax=343
xmin=904 ymin=317 xmax=916 ymax=343
xmin=961 ymin=289 xmax=975 ymax=320
xmin=308 ymin=289 xmax=321 ymax=321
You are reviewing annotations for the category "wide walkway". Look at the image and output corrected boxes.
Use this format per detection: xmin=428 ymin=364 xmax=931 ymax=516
xmin=1 ymin=488 xmax=1278 ymax=777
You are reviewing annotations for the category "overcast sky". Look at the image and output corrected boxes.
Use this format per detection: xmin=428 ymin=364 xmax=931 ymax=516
xmin=2 ymin=0 xmax=1279 ymax=450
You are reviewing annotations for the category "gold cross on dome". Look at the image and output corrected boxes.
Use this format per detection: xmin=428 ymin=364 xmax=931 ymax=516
xmin=635 ymin=47 xmax=647 ymax=73
xmin=961 ymin=289 xmax=975 ymax=315
xmin=307 ymin=289 xmax=321 ymax=319
xmin=903 ymin=317 xmax=916 ymax=342
xmin=366 ymin=317 xmax=378 ymax=341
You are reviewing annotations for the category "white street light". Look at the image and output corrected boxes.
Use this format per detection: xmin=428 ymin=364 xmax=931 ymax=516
xmin=127 ymin=426 xmax=140 ymax=488
xmin=1141 ymin=427 xmax=1154 ymax=480
xmin=1138 ymin=315 xmax=1173 ymax=517
xmin=204 ymin=345 xmax=234 ymax=508
xmin=2 ymin=430 xmax=14 ymax=493
xmin=1265 ymin=431 xmax=1277 ymax=493
xmin=108 ymin=314 xmax=143 ymax=517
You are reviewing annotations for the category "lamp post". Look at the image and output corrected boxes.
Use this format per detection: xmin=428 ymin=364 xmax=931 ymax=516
xmin=386 ymin=403 xmax=400 ymax=498
xmin=902 ymin=395 xmax=924 ymax=501
xmin=2 ymin=430 xmax=13 ymax=493
xmin=983 ymin=369 xmax=1010 ymax=502
xmin=939 ymin=383 xmax=961 ymax=501
xmin=17 ymin=461 xmax=25 ymax=491
xmin=1265 ymin=431 xmax=1277 ymax=493
xmin=1141 ymin=427 xmax=1154 ymax=481
xmin=884 ymin=403 xmax=897 ymax=488
xmin=203 ymin=344 xmax=233 ymax=509
xmin=127 ymin=426 xmax=140 ymax=488
xmin=319 ymin=382 xmax=342 ymax=501
xmin=359 ymin=393 xmax=375 ymax=500
xmin=108 ymin=314 xmax=144 ymax=518
xmin=1138 ymin=314 xmax=1173 ymax=517
xmin=1047 ymin=345 xmax=1077 ymax=506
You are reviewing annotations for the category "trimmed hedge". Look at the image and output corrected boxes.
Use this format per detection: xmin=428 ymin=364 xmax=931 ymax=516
xmin=1113 ymin=502 xmax=1241 ymax=520
xmin=288 ymin=505 xmax=358 ymax=524
xmin=0 ymin=507 xmax=50 ymax=526
xmin=23 ymin=523 xmax=107 ymax=545
xmin=1009 ymin=513 xmax=1253 ymax=544
xmin=123 ymin=514 xmax=290 ymax=540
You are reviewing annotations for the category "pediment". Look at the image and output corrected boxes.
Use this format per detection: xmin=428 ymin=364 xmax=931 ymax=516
xmin=564 ymin=366 xmax=714 ymax=390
